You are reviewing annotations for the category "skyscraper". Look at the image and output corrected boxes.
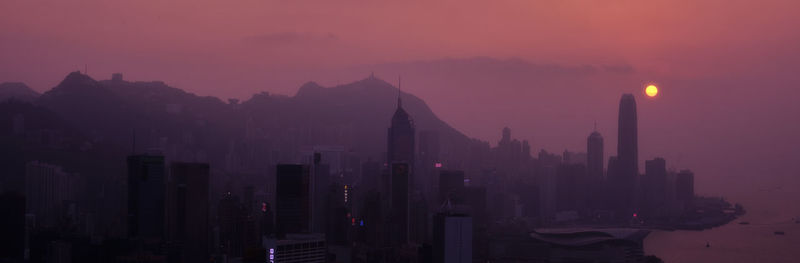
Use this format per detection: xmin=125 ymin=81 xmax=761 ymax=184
xmin=644 ymin=158 xmax=667 ymax=217
xmin=611 ymin=94 xmax=639 ymax=219
xmin=439 ymin=170 xmax=465 ymax=205
xmin=675 ymin=169 xmax=695 ymax=210
xmin=217 ymin=192 xmax=246 ymax=257
xmin=419 ymin=130 xmax=441 ymax=198
xmin=587 ymin=130 xmax=604 ymax=180
xmin=586 ymin=130 xmax=605 ymax=211
xmin=391 ymin=162 xmax=410 ymax=245
xmin=0 ymin=191 xmax=25 ymax=261
xmin=127 ymin=154 xmax=165 ymax=239
xmin=275 ymin=164 xmax=311 ymax=237
xmin=387 ymin=84 xmax=415 ymax=246
xmin=166 ymin=162 xmax=210 ymax=263
xmin=617 ymin=94 xmax=638 ymax=178
xmin=387 ymin=88 xmax=416 ymax=183
xmin=433 ymin=212 xmax=472 ymax=263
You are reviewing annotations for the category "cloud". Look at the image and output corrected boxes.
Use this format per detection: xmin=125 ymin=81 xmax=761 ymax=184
xmin=243 ymin=32 xmax=339 ymax=46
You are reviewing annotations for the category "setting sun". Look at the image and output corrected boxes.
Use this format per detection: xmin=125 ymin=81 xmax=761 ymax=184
xmin=645 ymin=84 xmax=658 ymax=97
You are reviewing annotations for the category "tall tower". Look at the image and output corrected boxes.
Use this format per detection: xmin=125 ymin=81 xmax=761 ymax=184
xmin=387 ymin=82 xmax=416 ymax=169
xmin=127 ymin=154 xmax=165 ymax=239
xmin=587 ymin=129 xmax=604 ymax=180
xmin=613 ymin=93 xmax=639 ymax=219
xmin=166 ymin=162 xmax=210 ymax=263
xmin=275 ymin=164 xmax=311 ymax=237
xmin=387 ymin=79 xmax=416 ymax=245
xmin=617 ymin=94 xmax=638 ymax=178
xmin=587 ymin=129 xmax=604 ymax=211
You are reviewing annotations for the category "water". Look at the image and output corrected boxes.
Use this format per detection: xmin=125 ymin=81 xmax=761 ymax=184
xmin=645 ymin=174 xmax=800 ymax=262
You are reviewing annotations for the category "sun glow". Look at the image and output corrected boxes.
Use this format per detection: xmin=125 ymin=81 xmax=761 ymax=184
xmin=645 ymin=84 xmax=658 ymax=97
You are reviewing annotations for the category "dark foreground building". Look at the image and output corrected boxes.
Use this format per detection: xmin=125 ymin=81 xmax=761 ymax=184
xmin=0 ymin=191 xmax=25 ymax=261
xmin=610 ymin=94 xmax=639 ymax=220
xmin=166 ymin=162 xmax=210 ymax=263
xmin=275 ymin=164 xmax=311 ymax=237
xmin=127 ymin=154 xmax=166 ymax=239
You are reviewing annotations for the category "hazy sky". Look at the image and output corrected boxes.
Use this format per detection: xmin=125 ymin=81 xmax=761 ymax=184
xmin=2 ymin=0 xmax=799 ymax=197
xmin=2 ymin=0 xmax=797 ymax=93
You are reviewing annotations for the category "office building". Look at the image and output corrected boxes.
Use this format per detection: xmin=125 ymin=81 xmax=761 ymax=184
xmin=263 ymin=234 xmax=326 ymax=263
xmin=0 ymin=191 xmax=25 ymax=261
xmin=439 ymin=170 xmax=465 ymax=205
xmin=675 ymin=169 xmax=695 ymax=209
xmin=391 ymin=162 xmax=410 ymax=245
xmin=275 ymin=164 xmax=311 ymax=237
xmin=166 ymin=162 xmax=210 ymax=263
xmin=433 ymin=212 xmax=472 ymax=263
xmin=610 ymin=94 xmax=639 ymax=220
xmin=127 ymin=155 xmax=165 ymax=239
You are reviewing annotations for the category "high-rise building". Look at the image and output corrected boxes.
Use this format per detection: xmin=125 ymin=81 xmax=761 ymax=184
xmin=387 ymin=84 xmax=416 ymax=246
xmin=361 ymin=159 xmax=381 ymax=191
xmin=439 ymin=170 xmax=465 ymax=205
xmin=644 ymin=158 xmax=667 ymax=217
xmin=217 ymin=192 xmax=245 ymax=257
xmin=0 ymin=191 xmax=25 ymax=261
xmin=127 ymin=155 xmax=165 ymax=239
xmin=419 ymin=130 xmax=440 ymax=198
xmin=391 ymin=162 xmax=410 ymax=245
xmin=587 ymin=131 xmax=604 ymax=180
xmin=433 ymin=212 xmax=472 ymax=263
xmin=675 ymin=169 xmax=695 ymax=209
xmin=311 ymin=154 xmax=330 ymax=234
xmin=25 ymin=161 xmax=76 ymax=228
xmin=166 ymin=162 xmax=210 ymax=263
xmin=263 ymin=234 xmax=327 ymax=263
xmin=387 ymin=89 xmax=416 ymax=184
xmin=556 ymin=163 xmax=587 ymax=213
xmin=611 ymin=94 xmax=639 ymax=219
xmin=617 ymin=94 xmax=639 ymax=178
xmin=586 ymin=130 xmax=605 ymax=211
xmin=275 ymin=164 xmax=311 ymax=237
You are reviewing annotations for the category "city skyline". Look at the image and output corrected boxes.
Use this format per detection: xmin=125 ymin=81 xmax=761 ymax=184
xmin=2 ymin=1 xmax=799 ymax=262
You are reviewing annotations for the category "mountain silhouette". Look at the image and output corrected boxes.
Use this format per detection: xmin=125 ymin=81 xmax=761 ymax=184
xmin=0 ymin=82 xmax=40 ymax=102
xmin=27 ymin=72 xmax=487 ymax=174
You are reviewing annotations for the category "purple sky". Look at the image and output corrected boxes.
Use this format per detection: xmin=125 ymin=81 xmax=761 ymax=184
xmin=2 ymin=0 xmax=799 ymax=197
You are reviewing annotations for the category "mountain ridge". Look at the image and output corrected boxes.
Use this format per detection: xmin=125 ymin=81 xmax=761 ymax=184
xmin=25 ymin=72 xmax=487 ymax=172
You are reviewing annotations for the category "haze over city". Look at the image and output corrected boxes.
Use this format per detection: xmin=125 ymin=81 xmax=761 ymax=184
xmin=1 ymin=1 xmax=799 ymax=263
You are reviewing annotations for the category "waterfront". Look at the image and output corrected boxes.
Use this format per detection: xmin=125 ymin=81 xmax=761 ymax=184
xmin=645 ymin=174 xmax=800 ymax=263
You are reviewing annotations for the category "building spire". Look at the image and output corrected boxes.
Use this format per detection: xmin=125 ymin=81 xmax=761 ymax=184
xmin=397 ymin=75 xmax=402 ymax=108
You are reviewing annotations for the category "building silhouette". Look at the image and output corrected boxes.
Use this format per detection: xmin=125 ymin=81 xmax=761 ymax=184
xmin=418 ymin=130 xmax=441 ymax=201
xmin=166 ymin=162 xmax=210 ymax=263
xmin=275 ymin=164 xmax=311 ymax=237
xmin=387 ymin=88 xmax=416 ymax=184
xmin=433 ymin=210 xmax=472 ymax=263
xmin=439 ymin=170 xmax=465 ymax=205
xmin=263 ymin=234 xmax=327 ymax=263
xmin=610 ymin=94 xmax=639 ymax=220
xmin=644 ymin=158 xmax=667 ymax=218
xmin=217 ymin=192 xmax=246 ymax=258
xmin=675 ymin=169 xmax=695 ymax=210
xmin=0 ymin=191 xmax=25 ymax=261
xmin=126 ymin=154 xmax=165 ymax=239
xmin=587 ymin=130 xmax=604 ymax=180
xmin=391 ymin=162 xmax=410 ymax=245
xmin=387 ymin=84 xmax=416 ymax=246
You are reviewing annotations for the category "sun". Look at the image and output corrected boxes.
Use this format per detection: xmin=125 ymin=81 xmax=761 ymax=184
xmin=645 ymin=84 xmax=658 ymax=97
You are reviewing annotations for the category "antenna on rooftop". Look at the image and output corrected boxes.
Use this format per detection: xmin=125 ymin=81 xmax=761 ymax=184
xmin=131 ymin=129 xmax=136 ymax=154
xmin=397 ymin=75 xmax=402 ymax=107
